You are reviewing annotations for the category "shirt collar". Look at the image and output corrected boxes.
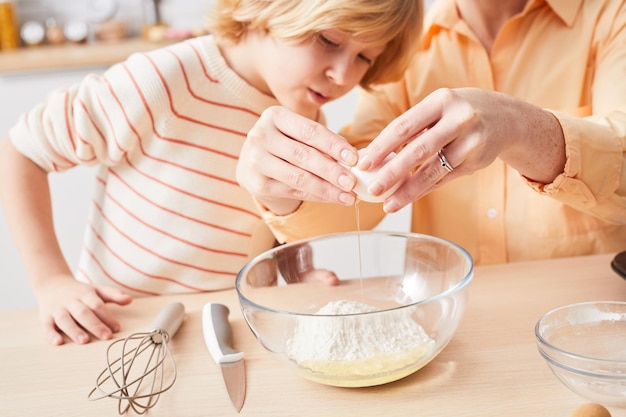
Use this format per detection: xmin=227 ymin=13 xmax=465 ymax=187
xmin=544 ymin=0 xmax=583 ymax=26
xmin=425 ymin=0 xmax=583 ymax=35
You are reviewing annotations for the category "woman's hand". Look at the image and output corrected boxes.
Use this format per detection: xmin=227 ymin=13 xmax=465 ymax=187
xmin=237 ymin=106 xmax=360 ymax=215
xmin=358 ymin=88 xmax=566 ymax=213
xmin=35 ymin=276 xmax=132 ymax=345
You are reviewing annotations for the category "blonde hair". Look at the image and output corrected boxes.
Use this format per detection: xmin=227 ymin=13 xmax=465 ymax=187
xmin=207 ymin=0 xmax=423 ymax=89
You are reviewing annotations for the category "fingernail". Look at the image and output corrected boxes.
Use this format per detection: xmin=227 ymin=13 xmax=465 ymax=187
xmin=358 ymin=153 xmax=372 ymax=170
xmin=339 ymin=192 xmax=356 ymax=206
xmin=338 ymin=174 xmax=355 ymax=190
xmin=340 ymin=149 xmax=358 ymax=166
xmin=77 ymin=334 xmax=89 ymax=344
xmin=368 ymin=180 xmax=383 ymax=196
xmin=383 ymin=199 xmax=399 ymax=213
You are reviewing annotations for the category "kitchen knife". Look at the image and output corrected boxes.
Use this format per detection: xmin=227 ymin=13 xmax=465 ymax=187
xmin=202 ymin=303 xmax=246 ymax=413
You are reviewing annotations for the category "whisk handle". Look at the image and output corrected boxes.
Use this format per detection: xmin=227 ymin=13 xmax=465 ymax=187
xmin=151 ymin=302 xmax=185 ymax=338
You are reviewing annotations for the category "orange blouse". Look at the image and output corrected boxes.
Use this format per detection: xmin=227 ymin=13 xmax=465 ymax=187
xmin=262 ymin=0 xmax=626 ymax=265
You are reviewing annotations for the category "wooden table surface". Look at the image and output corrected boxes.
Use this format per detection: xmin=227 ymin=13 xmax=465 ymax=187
xmin=1 ymin=253 xmax=625 ymax=417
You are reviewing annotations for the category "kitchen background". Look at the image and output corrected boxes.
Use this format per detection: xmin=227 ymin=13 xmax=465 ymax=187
xmin=0 ymin=0 xmax=413 ymax=310
xmin=14 ymin=0 xmax=212 ymax=36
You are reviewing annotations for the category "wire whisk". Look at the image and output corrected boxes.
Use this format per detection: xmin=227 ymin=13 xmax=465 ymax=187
xmin=88 ymin=302 xmax=185 ymax=414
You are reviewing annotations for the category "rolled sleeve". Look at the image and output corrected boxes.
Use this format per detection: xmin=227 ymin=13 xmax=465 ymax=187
xmin=525 ymin=111 xmax=626 ymax=223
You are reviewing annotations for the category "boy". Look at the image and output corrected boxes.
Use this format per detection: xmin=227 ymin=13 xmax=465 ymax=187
xmin=0 ymin=0 xmax=423 ymax=345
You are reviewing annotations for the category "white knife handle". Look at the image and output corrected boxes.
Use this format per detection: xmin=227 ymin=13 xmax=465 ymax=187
xmin=203 ymin=303 xmax=244 ymax=364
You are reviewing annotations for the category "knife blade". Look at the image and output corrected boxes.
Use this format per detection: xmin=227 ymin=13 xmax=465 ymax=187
xmin=202 ymin=303 xmax=246 ymax=413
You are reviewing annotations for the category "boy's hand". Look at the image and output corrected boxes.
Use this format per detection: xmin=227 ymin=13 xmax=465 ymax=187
xmin=35 ymin=276 xmax=132 ymax=345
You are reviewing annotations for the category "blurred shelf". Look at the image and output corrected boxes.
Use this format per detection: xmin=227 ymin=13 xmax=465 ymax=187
xmin=0 ymin=38 xmax=175 ymax=74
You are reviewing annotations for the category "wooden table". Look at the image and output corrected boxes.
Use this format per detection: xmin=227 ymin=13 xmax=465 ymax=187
xmin=1 ymin=253 xmax=625 ymax=417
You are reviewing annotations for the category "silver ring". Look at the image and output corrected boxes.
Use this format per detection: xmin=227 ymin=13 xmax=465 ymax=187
xmin=437 ymin=149 xmax=455 ymax=173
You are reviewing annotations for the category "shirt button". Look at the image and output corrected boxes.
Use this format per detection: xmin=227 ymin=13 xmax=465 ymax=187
xmin=486 ymin=208 xmax=497 ymax=219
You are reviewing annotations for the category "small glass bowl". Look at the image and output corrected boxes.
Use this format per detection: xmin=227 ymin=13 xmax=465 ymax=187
xmin=535 ymin=301 xmax=626 ymax=408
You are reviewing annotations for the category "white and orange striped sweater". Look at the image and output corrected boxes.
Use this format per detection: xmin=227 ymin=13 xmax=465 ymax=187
xmin=9 ymin=35 xmax=281 ymax=295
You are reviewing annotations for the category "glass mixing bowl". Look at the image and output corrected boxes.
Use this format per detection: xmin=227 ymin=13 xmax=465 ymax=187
xmin=535 ymin=301 xmax=626 ymax=408
xmin=235 ymin=231 xmax=474 ymax=387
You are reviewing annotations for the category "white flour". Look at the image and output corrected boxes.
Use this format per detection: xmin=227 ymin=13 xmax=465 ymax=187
xmin=286 ymin=300 xmax=434 ymax=363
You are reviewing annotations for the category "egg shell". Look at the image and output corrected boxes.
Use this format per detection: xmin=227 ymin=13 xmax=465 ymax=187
xmin=350 ymin=152 xmax=402 ymax=203
xmin=570 ymin=403 xmax=611 ymax=417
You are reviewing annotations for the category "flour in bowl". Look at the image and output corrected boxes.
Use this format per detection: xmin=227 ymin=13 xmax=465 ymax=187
xmin=285 ymin=300 xmax=435 ymax=386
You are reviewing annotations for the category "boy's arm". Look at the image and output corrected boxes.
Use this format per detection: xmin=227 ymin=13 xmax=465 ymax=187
xmin=0 ymin=137 xmax=131 ymax=345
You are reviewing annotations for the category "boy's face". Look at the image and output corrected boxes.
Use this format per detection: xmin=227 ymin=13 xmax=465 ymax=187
xmin=252 ymin=29 xmax=386 ymax=119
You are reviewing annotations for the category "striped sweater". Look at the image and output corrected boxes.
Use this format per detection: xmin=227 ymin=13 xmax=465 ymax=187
xmin=9 ymin=35 xmax=281 ymax=295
